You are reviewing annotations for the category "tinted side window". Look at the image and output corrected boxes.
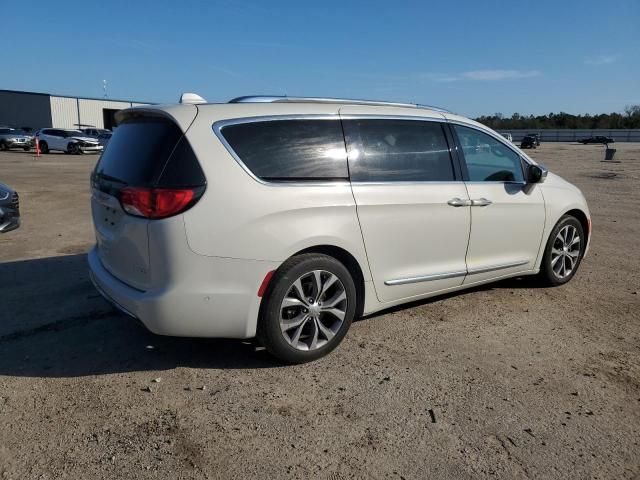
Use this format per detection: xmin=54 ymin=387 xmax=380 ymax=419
xmin=220 ymin=120 xmax=348 ymax=181
xmin=454 ymin=125 xmax=524 ymax=182
xmin=343 ymin=119 xmax=455 ymax=182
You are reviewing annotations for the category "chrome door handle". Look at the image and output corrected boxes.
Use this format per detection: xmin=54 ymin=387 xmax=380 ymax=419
xmin=471 ymin=198 xmax=493 ymax=207
xmin=447 ymin=198 xmax=471 ymax=207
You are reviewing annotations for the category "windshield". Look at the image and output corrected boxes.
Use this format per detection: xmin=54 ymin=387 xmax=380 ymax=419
xmin=0 ymin=128 xmax=27 ymax=135
xmin=64 ymin=130 xmax=85 ymax=137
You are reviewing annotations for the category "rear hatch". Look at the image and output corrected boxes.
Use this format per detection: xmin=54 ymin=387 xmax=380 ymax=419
xmin=91 ymin=108 xmax=205 ymax=290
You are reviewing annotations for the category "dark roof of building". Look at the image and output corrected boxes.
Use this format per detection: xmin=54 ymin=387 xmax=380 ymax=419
xmin=0 ymin=88 xmax=153 ymax=104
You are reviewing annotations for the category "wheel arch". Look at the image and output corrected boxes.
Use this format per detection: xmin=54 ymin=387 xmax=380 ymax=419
xmin=563 ymin=208 xmax=590 ymax=246
xmin=293 ymin=245 xmax=366 ymax=318
xmin=259 ymin=244 xmax=367 ymax=320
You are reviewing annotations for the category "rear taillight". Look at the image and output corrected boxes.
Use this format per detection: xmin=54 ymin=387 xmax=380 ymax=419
xmin=120 ymin=187 xmax=196 ymax=219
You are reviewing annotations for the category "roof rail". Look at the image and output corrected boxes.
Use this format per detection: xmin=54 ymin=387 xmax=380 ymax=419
xmin=228 ymin=95 xmax=450 ymax=113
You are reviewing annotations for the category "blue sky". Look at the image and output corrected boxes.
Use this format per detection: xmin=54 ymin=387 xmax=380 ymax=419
xmin=3 ymin=0 xmax=638 ymax=117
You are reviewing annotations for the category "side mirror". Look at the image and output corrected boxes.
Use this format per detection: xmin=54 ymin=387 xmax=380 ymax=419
xmin=526 ymin=164 xmax=548 ymax=184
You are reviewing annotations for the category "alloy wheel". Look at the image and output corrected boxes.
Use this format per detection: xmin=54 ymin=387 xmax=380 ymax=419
xmin=551 ymin=225 xmax=581 ymax=279
xmin=279 ymin=270 xmax=347 ymax=351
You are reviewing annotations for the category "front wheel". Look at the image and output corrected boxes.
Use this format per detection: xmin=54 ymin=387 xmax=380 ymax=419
xmin=539 ymin=215 xmax=585 ymax=286
xmin=39 ymin=141 xmax=49 ymax=154
xmin=257 ymin=254 xmax=357 ymax=363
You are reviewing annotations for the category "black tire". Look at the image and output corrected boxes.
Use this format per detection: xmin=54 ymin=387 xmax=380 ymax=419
xmin=0 ymin=142 xmax=7 ymax=151
xmin=538 ymin=215 xmax=585 ymax=286
xmin=257 ymin=253 xmax=357 ymax=363
xmin=39 ymin=141 xmax=49 ymax=154
xmin=68 ymin=143 xmax=80 ymax=155
xmin=23 ymin=146 xmax=30 ymax=151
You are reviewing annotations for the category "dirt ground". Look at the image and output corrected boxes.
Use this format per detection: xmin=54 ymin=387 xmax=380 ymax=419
xmin=0 ymin=143 xmax=639 ymax=479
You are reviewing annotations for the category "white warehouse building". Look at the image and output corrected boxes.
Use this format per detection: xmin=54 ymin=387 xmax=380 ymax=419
xmin=0 ymin=89 xmax=153 ymax=131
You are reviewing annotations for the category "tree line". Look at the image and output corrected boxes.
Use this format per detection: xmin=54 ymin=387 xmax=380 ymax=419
xmin=475 ymin=105 xmax=640 ymax=130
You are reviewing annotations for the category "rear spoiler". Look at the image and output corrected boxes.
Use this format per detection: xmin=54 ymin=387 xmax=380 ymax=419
xmin=114 ymin=105 xmax=198 ymax=132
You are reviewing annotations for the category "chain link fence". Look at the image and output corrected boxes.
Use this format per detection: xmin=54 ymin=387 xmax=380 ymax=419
xmin=497 ymin=129 xmax=640 ymax=142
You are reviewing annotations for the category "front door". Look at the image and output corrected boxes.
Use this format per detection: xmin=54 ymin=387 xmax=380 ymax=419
xmin=341 ymin=108 xmax=471 ymax=303
xmin=451 ymin=124 xmax=546 ymax=284
xmin=49 ymin=130 xmax=65 ymax=150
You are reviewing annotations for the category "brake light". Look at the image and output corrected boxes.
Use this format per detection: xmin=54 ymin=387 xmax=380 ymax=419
xmin=120 ymin=187 xmax=195 ymax=219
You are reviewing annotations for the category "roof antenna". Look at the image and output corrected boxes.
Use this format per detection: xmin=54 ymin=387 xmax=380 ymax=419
xmin=180 ymin=92 xmax=207 ymax=104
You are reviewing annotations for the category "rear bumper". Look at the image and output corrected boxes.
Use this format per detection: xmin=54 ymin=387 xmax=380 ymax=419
xmin=87 ymin=246 xmax=278 ymax=338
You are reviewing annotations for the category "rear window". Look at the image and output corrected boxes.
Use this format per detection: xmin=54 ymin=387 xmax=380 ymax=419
xmin=219 ymin=119 xmax=348 ymax=181
xmin=94 ymin=118 xmax=205 ymax=187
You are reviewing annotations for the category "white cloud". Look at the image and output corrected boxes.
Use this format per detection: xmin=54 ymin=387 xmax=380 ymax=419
xmin=584 ymin=54 xmax=620 ymax=65
xmin=461 ymin=69 xmax=541 ymax=81
xmin=420 ymin=69 xmax=541 ymax=82
xmin=419 ymin=73 xmax=461 ymax=83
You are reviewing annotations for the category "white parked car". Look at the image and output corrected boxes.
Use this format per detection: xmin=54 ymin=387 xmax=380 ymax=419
xmin=88 ymin=94 xmax=591 ymax=363
xmin=37 ymin=128 xmax=103 ymax=154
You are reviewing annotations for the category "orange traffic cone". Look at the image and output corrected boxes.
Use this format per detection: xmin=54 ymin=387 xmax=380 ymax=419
xmin=35 ymin=137 xmax=40 ymax=158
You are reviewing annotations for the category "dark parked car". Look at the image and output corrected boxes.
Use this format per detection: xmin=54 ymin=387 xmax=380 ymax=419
xmin=97 ymin=132 xmax=112 ymax=148
xmin=80 ymin=127 xmax=111 ymax=138
xmin=520 ymin=135 xmax=537 ymax=149
xmin=527 ymin=133 xmax=541 ymax=146
xmin=578 ymin=135 xmax=614 ymax=145
xmin=0 ymin=182 xmax=20 ymax=233
xmin=0 ymin=128 xmax=33 ymax=151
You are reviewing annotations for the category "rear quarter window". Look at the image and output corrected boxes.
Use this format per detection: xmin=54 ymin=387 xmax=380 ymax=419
xmin=218 ymin=119 xmax=348 ymax=181
xmin=94 ymin=117 xmax=205 ymax=187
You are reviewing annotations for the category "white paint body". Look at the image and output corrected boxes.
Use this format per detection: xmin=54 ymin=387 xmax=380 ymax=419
xmin=38 ymin=128 xmax=103 ymax=153
xmin=88 ymin=101 xmax=591 ymax=339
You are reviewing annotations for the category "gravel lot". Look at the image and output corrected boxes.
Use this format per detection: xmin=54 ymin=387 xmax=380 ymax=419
xmin=0 ymin=143 xmax=639 ymax=479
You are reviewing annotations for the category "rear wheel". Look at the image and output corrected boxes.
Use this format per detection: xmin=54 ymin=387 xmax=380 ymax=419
xmin=539 ymin=215 xmax=585 ymax=286
xmin=258 ymin=254 xmax=356 ymax=363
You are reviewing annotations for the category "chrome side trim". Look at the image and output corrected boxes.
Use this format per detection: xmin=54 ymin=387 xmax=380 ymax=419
xmin=339 ymin=113 xmax=445 ymax=122
xmin=212 ymin=115 xmax=350 ymax=188
xmin=466 ymin=260 xmax=529 ymax=275
xmin=351 ymin=180 xmax=464 ymax=186
xmin=384 ymin=270 xmax=467 ymax=286
xmin=384 ymin=260 xmax=530 ymax=286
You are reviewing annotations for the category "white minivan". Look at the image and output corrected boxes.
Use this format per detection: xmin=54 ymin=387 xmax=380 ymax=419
xmin=88 ymin=95 xmax=591 ymax=363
